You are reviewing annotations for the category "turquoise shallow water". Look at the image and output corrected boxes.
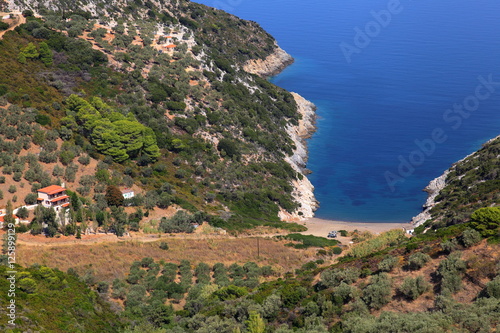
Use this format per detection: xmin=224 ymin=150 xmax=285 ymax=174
xmin=195 ymin=0 xmax=500 ymax=222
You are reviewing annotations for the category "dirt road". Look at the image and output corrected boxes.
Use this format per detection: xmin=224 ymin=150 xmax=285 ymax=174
xmin=0 ymin=12 xmax=26 ymax=39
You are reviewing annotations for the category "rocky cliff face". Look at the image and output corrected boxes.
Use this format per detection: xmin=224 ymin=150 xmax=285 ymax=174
xmin=411 ymin=171 xmax=449 ymax=227
xmin=280 ymin=93 xmax=319 ymax=221
xmin=243 ymin=45 xmax=294 ymax=78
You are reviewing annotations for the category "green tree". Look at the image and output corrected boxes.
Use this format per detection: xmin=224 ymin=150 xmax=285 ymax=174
xmin=18 ymin=278 xmax=37 ymax=293
xmin=39 ymin=42 xmax=53 ymax=66
xmin=471 ymin=207 xmax=500 ymax=237
xmin=3 ymin=201 xmax=15 ymax=228
xmin=246 ymin=311 xmax=265 ymax=333
xmin=21 ymin=42 xmax=40 ymax=59
xmin=16 ymin=207 xmax=29 ymax=219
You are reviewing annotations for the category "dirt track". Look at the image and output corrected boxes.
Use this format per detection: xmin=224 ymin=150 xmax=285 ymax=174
xmin=0 ymin=12 xmax=26 ymax=39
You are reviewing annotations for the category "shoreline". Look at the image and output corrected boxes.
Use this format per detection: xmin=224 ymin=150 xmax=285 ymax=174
xmin=243 ymin=45 xmax=319 ymax=221
xmin=301 ymin=217 xmax=412 ymax=237
xmin=411 ymin=133 xmax=500 ymax=227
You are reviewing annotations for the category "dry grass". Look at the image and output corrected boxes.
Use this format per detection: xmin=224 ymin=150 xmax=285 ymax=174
xmin=16 ymin=236 xmax=317 ymax=281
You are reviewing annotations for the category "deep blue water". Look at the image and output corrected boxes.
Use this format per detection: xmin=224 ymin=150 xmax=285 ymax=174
xmin=194 ymin=0 xmax=500 ymax=222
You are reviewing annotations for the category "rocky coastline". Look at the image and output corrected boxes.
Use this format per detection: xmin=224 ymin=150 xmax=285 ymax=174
xmin=411 ymin=171 xmax=449 ymax=227
xmin=243 ymin=45 xmax=294 ymax=78
xmin=411 ymin=134 xmax=500 ymax=227
xmin=243 ymin=46 xmax=319 ymax=221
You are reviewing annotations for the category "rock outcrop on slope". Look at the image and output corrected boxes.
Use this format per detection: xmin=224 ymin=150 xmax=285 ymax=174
xmin=411 ymin=171 xmax=449 ymax=227
xmin=243 ymin=45 xmax=294 ymax=78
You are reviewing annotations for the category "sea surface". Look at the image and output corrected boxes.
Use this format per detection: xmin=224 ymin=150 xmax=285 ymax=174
xmin=194 ymin=0 xmax=500 ymax=222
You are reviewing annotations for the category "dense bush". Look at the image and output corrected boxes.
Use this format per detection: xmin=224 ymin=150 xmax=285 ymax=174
xmin=407 ymin=252 xmax=431 ymax=271
xmin=362 ymin=273 xmax=392 ymax=309
xmin=399 ymin=276 xmax=429 ymax=300
xmin=437 ymin=252 xmax=466 ymax=294
xmin=378 ymin=256 xmax=399 ymax=272
xmin=159 ymin=211 xmax=196 ymax=233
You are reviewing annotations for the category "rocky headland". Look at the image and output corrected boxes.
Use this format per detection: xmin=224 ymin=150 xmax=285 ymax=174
xmin=243 ymin=45 xmax=294 ymax=78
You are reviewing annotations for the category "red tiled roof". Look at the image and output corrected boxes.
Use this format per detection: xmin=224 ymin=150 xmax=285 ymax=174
xmin=49 ymin=195 xmax=69 ymax=203
xmin=165 ymin=44 xmax=176 ymax=48
xmin=38 ymin=185 xmax=66 ymax=195
xmin=121 ymin=188 xmax=134 ymax=194
xmin=62 ymin=203 xmax=70 ymax=207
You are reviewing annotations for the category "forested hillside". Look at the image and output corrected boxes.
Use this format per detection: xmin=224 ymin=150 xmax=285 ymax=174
xmin=0 ymin=0 xmax=311 ymax=237
xmin=421 ymin=136 xmax=500 ymax=230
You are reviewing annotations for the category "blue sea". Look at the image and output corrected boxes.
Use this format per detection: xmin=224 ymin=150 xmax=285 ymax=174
xmin=194 ymin=0 xmax=500 ymax=222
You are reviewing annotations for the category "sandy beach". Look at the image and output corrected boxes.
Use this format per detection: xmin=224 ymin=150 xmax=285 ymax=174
xmin=300 ymin=217 xmax=413 ymax=238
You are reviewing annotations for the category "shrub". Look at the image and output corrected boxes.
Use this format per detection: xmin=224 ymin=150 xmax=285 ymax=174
xmin=378 ymin=256 xmax=399 ymax=272
xmin=320 ymin=267 xmax=360 ymax=288
xmin=24 ymin=193 xmax=38 ymax=205
xmin=78 ymin=154 xmax=91 ymax=165
xmin=217 ymin=138 xmax=240 ymax=158
xmin=399 ymin=276 xmax=429 ymax=300
xmin=407 ymin=252 xmax=431 ymax=271
xmin=335 ymin=282 xmax=356 ymax=304
xmin=8 ymin=185 xmax=16 ymax=193
xmin=437 ymin=252 xmax=466 ymax=294
xmin=362 ymin=273 xmax=392 ymax=309
xmin=332 ymin=247 xmax=343 ymax=255
xmin=0 ymin=21 xmax=9 ymax=31
xmin=159 ymin=242 xmax=169 ymax=250
xmin=461 ymin=228 xmax=482 ymax=248
xmin=159 ymin=211 xmax=195 ymax=233
xmin=485 ymin=276 xmax=500 ymax=299
xmin=441 ymin=239 xmax=459 ymax=254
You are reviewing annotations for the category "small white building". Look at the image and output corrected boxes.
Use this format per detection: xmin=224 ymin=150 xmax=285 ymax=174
xmin=121 ymin=188 xmax=135 ymax=200
xmin=37 ymin=185 xmax=70 ymax=211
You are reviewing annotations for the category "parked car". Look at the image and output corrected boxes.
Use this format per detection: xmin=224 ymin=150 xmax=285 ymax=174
xmin=327 ymin=231 xmax=337 ymax=238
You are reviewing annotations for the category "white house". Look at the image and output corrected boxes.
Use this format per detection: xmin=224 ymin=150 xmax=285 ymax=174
xmin=37 ymin=185 xmax=70 ymax=211
xmin=121 ymin=188 xmax=135 ymax=200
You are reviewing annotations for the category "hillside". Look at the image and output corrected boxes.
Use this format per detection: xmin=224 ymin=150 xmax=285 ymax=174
xmin=413 ymin=136 xmax=500 ymax=230
xmin=0 ymin=264 xmax=122 ymax=331
xmin=0 ymin=0 xmax=318 ymax=239
xmin=1 ymin=0 xmax=500 ymax=332
xmin=4 ymin=210 xmax=500 ymax=332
